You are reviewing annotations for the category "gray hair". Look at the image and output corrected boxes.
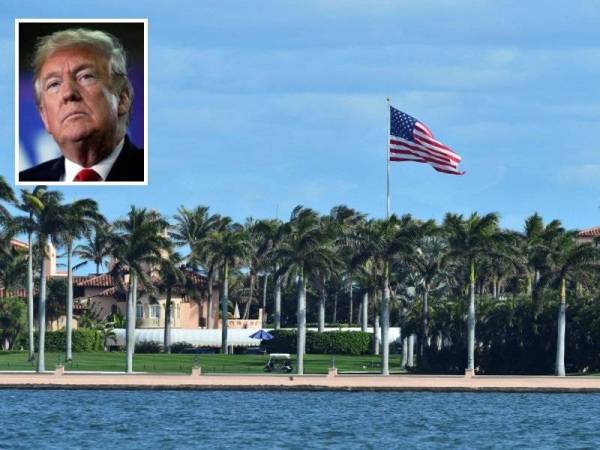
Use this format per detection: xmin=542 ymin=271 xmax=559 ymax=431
xmin=32 ymin=28 xmax=133 ymax=112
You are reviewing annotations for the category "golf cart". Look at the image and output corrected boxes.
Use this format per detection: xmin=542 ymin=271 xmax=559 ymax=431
xmin=264 ymin=353 xmax=294 ymax=373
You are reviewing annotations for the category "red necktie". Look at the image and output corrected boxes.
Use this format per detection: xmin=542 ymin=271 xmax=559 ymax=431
xmin=73 ymin=168 xmax=102 ymax=182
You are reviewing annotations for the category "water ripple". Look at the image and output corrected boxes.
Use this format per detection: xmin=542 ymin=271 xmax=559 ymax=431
xmin=0 ymin=390 xmax=599 ymax=449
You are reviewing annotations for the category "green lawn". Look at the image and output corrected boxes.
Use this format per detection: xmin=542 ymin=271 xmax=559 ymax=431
xmin=0 ymin=352 xmax=404 ymax=374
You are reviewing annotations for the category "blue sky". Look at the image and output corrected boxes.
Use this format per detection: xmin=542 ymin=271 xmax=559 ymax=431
xmin=1 ymin=0 xmax=600 ymax=245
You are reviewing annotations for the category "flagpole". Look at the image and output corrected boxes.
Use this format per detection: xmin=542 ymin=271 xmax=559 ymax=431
xmin=386 ymin=98 xmax=391 ymax=219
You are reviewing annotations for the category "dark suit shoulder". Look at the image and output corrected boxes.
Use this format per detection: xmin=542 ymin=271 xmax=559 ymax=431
xmin=106 ymin=137 xmax=144 ymax=182
xmin=19 ymin=157 xmax=64 ymax=182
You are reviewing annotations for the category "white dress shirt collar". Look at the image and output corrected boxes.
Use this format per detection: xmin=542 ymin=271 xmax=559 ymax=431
xmin=63 ymin=139 xmax=125 ymax=182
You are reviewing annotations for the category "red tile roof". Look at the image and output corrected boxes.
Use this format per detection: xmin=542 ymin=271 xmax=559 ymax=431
xmin=183 ymin=269 xmax=206 ymax=288
xmin=97 ymin=286 xmax=127 ymax=300
xmin=578 ymin=227 xmax=600 ymax=238
xmin=75 ymin=274 xmax=116 ymax=288
xmin=0 ymin=288 xmax=27 ymax=298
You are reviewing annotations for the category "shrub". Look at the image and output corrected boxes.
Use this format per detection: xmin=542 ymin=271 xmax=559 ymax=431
xmin=135 ymin=341 xmax=162 ymax=353
xmin=170 ymin=342 xmax=194 ymax=353
xmin=264 ymin=330 xmax=372 ymax=355
xmin=27 ymin=329 xmax=103 ymax=352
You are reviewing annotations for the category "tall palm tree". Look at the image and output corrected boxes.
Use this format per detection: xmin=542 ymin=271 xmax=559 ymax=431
xmin=172 ymin=206 xmax=220 ymax=328
xmin=13 ymin=187 xmax=44 ymax=361
xmin=272 ymin=206 xmax=340 ymax=374
xmin=409 ymin=231 xmax=449 ymax=358
xmin=111 ymin=207 xmax=169 ymax=373
xmin=443 ymin=212 xmax=502 ymax=374
xmin=537 ymin=231 xmax=600 ymax=376
xmin=326 ymin=205 xmax=366 ymax=325
xmin=154 ymin=248 xmax=185 ymax=354
xmin=55 ymin=199 xmax=102 ymax=361
xmin=247 ymin=218 xmax=281 ymax=327
xmin=30 ymin=189 xmax=65 ymax=372
xmin=201 ymin=219 xmax=251 ymax=354
xmin=352 ymin=215 xmax=419 ymax=375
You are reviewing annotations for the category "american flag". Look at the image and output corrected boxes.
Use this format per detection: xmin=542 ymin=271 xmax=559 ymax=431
xmin=389 ymin=106 xmax=464 ymax=175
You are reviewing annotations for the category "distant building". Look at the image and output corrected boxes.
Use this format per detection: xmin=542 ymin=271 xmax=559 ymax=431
xmin=4 ymin=238 xmax=262 ymax=331
xmin=577 ymin=226 xmax=600 ymax=244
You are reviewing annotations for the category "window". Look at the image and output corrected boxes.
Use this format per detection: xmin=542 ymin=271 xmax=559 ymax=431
xmin=136 ymin=304 xmax=143 ymax=319
xmin=150 ymin=305 xmax=160 ymax=319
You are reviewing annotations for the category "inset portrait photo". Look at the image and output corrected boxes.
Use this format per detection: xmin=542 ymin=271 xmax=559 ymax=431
xmin=15 ymin=19 xmax=147 ymax=185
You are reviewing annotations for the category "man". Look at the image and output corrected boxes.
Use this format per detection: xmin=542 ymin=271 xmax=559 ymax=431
xmin=19 ymin=28 xmax=144 ymax=182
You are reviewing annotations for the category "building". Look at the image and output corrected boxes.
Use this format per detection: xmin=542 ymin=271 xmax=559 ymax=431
xmin=34 ymin=239 xmax=262 ymax=330
xmin=577 ymin=226 xmax=600 ymax=244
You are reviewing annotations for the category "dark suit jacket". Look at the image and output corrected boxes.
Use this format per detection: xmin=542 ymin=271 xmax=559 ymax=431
xmin=19 ymin=136 xmax=144 ymax=182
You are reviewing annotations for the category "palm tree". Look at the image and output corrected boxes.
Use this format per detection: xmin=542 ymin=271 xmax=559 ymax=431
xmin=13 ymin=187 xmax=44 ymax=362
xmin=0 ymin=243 xmax=27 ymax=296
xmin=325 ymin=205 xmax=366 ymax=325
xmin=443 ymin=212 xmax=502 ymax=374
xmin=537 ymin=231 xmax=600 ymax=376
xmin=201 ymin=219 xmax=251 ymax=354
xmin=247 ymin=218 xmax=281 ymax=327
xmin=409 ymin=231 xmax=449 ymax=358
xmin=154 ymin=249 xmax=185 ymax=354
xmin=30 ymin=189 xmax=65 ymax=372
xmin=75 ymin=224 xmax=112 ymax=275
xmin=172 ymin=206 xmax=220 ymax=327
xmin=352 ymin=215 xmax=419 ymax=375
xmin=111 ymin=207 xmax=169 ymax=373
xmin=55 ymin=199 xmax=102 ymax=361
xmin=271 ymin=206 xmax=340 ymax=374
xmin=521 ymin=214 xmax=565 ymax=307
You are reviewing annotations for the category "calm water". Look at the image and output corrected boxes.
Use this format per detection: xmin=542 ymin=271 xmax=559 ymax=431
xmin=1 ymin=390 xmax=599 ymax=449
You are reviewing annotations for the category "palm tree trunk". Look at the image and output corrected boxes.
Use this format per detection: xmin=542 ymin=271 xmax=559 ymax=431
xmin=361 ymin=292 xmax=368 ymax=332
xmin=348 ymin=281 xmax=353 ymax=325
xmin=555 ymin=276 xmax=566 ymax=376
xmin=467 ymin=259 xmax=476 ymax=372
xmin=27 ymin=230 xmax=34 ymax=362
xmin=262 ymin=273 xmax=269 ymax=327
xmin=37 ymin=240 xmax=47 ymax=373
xmin=332 ymin=292 xmax=338 ymax=324
xmin=247 ymin=272 xmax=255 ymax=319
xmin=296 ymin=275 xmax=306 ymax=375
xmin=493 ymin=275 xmax=499 ymax=299
xmin=381 ymin=271 xmax=390 ymax=375
xmin=318 ymin=286 xmax=326 ymax=332
xmin=420 ymin=286 xmax=429 ymax=358
xmin=207 ymin=269 xmax=214 ymax=329
xmin=407 ymin=334 xmax=415 ymax=368
xmin=164 ymin=286 xmax=172 ymax=354
xmin=373 ymin=313 xmax=380 ymax=356
xmin=242 ymin=296 xmax=251 ymax=320
xmin=401 ymin=337 xmax=408 ymax=368
xmin=66 ymin=242 xmax=73 ymax=361
xmin=221 ymin=262 xmax=229 ymax=354
xmin=274 ymin=271 xmax=281 ymax=330
xmin=126 ymin=273 xmax=137 ymax=373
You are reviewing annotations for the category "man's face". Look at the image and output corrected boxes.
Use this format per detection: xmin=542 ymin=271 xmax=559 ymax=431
xmin=37 ymin=45 xmax=128 ymax=152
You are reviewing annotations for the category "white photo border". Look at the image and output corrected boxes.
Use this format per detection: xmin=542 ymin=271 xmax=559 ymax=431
xmin=14 ymin=18 xmax=148 ymax=186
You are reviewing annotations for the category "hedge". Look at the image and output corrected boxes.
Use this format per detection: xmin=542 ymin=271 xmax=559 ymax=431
xmin=264 ymin=330 xmax=372 ymax=355
xmin=24 ymin=329 xmax=103 ymax=352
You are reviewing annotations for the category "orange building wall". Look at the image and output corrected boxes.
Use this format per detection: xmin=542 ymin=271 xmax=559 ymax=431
xmin=180 ymin=301 xmax=200 ymax=328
